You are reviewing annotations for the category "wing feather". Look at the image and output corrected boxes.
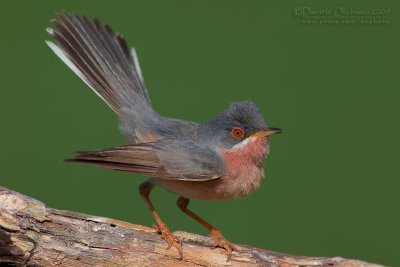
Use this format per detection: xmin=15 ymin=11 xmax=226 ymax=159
xmin=66 ymin=140 xmax=225 ymax=181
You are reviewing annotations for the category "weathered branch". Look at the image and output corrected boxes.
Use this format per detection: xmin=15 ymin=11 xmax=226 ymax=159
xmin=0 ymin=187 xmax=382 ymax=267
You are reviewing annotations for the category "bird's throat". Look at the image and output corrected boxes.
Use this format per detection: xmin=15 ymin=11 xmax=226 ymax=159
xmin=223 ymin=137 xmax=269 ymax=165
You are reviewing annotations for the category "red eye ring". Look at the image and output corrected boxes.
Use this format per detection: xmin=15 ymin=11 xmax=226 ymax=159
xmin=231 ymin=127 xmax=245 ymax=139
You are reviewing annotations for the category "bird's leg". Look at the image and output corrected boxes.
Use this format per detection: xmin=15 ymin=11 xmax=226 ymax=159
xmin=177 ymin=197 xmax=234 ymax=261
xmin=139 ymin=182 xmax=183 ymax=259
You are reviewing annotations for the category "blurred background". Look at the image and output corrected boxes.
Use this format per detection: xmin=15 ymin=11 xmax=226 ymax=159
xmin=1 ymin=0 xmax=398 ymax=265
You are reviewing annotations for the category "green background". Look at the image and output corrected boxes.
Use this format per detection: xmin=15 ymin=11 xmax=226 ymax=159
xmin=1 ymin=1 xmax=399 ymax=265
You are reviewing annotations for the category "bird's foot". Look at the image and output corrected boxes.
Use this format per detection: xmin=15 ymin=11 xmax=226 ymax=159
xmin=209 ymin=228 xmax=234 ymax=261
xmin=153 ymin=223 xmax=183 ymax=259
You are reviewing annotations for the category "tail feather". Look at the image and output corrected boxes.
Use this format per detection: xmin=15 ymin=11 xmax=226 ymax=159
xmin=46 ymin=13 xmax=151 ymax=115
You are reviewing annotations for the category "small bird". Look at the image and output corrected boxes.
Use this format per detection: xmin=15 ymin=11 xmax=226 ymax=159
xmin=46 ymin=13 xmax=282 ymax=260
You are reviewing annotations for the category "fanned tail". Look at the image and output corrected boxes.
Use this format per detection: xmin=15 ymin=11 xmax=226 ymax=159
xmin=46 ymin=12 xmax=151 ymax=116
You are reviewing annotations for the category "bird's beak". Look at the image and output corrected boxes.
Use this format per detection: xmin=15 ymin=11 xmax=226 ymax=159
xmin=249 ymin=127 xmax=283 ymax=138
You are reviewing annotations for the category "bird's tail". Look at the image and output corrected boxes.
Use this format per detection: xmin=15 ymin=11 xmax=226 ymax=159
xmin=46 ymin=13 xmax=151 ymax=116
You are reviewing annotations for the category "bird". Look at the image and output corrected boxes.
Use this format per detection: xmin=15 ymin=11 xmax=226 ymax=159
xmin=46 ymin=12 xmax=282 ymax=261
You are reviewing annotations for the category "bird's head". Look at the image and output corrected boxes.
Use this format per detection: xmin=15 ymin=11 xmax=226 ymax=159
xmin=202 ymin=101 xmax=282 ymax=153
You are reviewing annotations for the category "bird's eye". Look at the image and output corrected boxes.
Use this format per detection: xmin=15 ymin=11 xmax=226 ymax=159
xmin=231 ymin=127 xmax=245 ymax=139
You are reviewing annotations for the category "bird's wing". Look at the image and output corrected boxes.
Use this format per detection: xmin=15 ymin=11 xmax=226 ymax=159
xmin=66 ymin=140 xmax=225 ymax=181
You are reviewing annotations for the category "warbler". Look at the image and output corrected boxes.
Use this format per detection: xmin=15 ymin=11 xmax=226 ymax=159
xmin=46 ymin=13 xmax=282 ymax=260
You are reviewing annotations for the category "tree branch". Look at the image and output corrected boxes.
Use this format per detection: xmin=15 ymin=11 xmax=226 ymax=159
xmin=0 ymin=187 xmax=382 ymax=267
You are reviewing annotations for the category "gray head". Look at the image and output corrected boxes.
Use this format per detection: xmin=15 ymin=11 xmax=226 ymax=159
xmin=200 ymin=101 xmax=281 ymax=149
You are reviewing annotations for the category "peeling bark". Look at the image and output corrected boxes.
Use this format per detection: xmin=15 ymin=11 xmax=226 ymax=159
xmin=0 ymin=187 xmax=383 ymax=267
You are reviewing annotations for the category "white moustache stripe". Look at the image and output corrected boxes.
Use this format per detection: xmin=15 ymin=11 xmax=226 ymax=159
xmin=230 ymin=137 xmax=257 ymax=151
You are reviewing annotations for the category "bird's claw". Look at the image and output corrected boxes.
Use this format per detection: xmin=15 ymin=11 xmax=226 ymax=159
xmin=209 ymin=228 xmax=234 ymax=261
xmin=155 ymin=223 xmax=183 ymax=259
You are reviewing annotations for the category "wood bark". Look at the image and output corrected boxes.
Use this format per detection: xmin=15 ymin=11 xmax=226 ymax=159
xmin=0 ymin=186 xmax=383 ymax=267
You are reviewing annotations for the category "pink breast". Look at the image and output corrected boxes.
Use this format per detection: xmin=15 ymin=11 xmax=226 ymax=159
xmin=152 ymin=137 xmax=270 ymax=200
xmin=219 ymin=137 xmax=269 ymax=197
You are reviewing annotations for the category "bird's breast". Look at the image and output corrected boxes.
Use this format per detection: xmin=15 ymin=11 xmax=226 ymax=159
xmin=218 ymin=137 xmax=269 ymax=198
xmin=152 ymin=137 xmax=269 ymax=200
